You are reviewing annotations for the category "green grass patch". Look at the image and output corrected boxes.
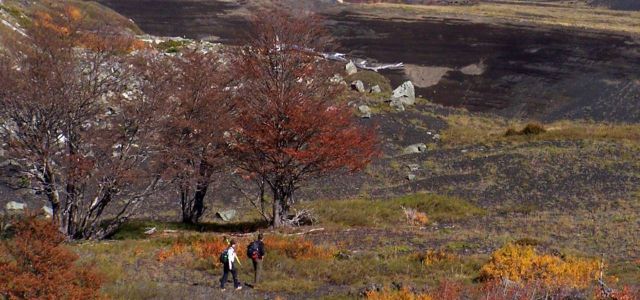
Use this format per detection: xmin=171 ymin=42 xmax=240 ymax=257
xmin=156 ymin=39 xmax=190 ymax=53
xmin=303 ymin=193 xmax=484 ymax=227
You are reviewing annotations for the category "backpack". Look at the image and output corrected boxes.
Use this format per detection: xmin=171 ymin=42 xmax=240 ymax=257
xmin=247 ymin=241 xmax=259 ymax=259
xmin=219 ymin=249 xmax=229 ymax=264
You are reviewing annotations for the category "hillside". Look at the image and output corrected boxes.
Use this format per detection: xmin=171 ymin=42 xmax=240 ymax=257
xmin=1 ymin=1 xmax=639 ymax=299
xmin=0 ymin=0 xmax=141 ymax=42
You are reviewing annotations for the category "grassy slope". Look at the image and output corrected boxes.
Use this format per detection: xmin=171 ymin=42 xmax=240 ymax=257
xmin=344 ymin=1 xmax=640 ymax=36
xmin=0 ymin=0 xmax=142 ymax=39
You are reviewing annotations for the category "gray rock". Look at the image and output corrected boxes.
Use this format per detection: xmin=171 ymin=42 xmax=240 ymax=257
xmin=215 ymin=209 xmax=237 ymax=221
xmin=42 ymin=206 xmax=53 ymax=218
xmin=391 ymin=81 xmax=416 ymax=106
xmin=351 ymin=80 xmax=366 ymax=93
xmin=370 ymin=85 xmax=382 ymax=94
xmin=345 ymin=61 xmax=357 ymax=75
xmin=6 ymin=201 xmax=26 ymax=211
xmin=403 ymin=143 xmax=427 ymax=155
xmin=406 ymin=164 xmax=420 ymax=172
xmin=330 ymin=74 xmax=344 ymax=84
xmin=406 ymin=174 xmax=416 ymax=181
xmin=390 ymin=98 xmax=405 ymax=111
xmin=358 ymin=105 xmax=372 ymax=119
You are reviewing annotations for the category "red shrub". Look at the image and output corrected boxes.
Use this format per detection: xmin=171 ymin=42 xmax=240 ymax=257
xmin=0 ymin=217 xmax=104 ymax=299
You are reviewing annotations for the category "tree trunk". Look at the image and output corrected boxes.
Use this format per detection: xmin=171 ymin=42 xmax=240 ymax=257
xmin=181 ymin=161 xmax=212 ymax=224
xmin=43 ymin=161 xmax=61 ymax=223
xmin=190 ymin=179 xmax=208 ymax=223
xmin=271 ymin=187 xmax=290 ymax=228
xmin=272 ymin=194 xmax=282 ymax=228
xmin=180 ymin=184 xmax=192 ymax=224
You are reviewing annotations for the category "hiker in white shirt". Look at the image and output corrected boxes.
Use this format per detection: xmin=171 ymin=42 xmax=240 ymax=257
xmin=219 ymin=240 xmax=242 ymax=290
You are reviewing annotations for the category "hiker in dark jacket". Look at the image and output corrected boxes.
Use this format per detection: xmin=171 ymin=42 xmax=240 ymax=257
xmin=220 ymin=240 xmax=242 ymax=291
xmin=247 ymin=233 xmax=266 ymax=284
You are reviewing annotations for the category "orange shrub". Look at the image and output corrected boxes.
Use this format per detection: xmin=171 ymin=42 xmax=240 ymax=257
xmin=413 ymin=249 xmax=457 ymax=266
xmin=0 ymin=217 xmax=104 ymax=299
xmin=402 ymin=207 xmax=430 ymax=226
xmin=156 ymin=242 xmax=189 ymax=262
xmin=366 ymin=288 xmax=433 ymax=300
xmin=156 ymin=237 xmax=249 ymax=267
xmin=263 ymin=236 xmax=335 ymax=260
xmin=480 ymin=243 xmax=599 ymax=288
xmin=430 ymin=280 xmax=463 ymax=300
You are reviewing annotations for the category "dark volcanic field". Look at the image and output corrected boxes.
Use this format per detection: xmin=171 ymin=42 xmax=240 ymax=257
xmin=97 ymin=0 xmax=640 ymax=122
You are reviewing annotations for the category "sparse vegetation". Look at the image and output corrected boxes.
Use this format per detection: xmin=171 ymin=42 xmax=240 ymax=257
xmin=302 ymin=193 xmax=484 ymax=227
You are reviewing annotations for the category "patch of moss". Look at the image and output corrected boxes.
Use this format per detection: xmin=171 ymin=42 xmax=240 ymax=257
xmin=156 ymin=39 xmax=189 ymax=53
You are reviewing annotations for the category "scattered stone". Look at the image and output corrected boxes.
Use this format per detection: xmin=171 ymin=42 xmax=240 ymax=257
xmin=406 ymin=164 xmax=420 ymax=172
xmin=215 ymin=209 xmax=237 ymax=221
xmin=432 ymin=134 xmax=441 ymax=140
xmin=403 ymin=143 xmax=427 ymax=154
xmin=460 ymin=61 xmax=486 ymax=75
xmin=42 ymin=206 xmax=53 ymax=218
xmin=358 ymin=105 xmax=372 ymax=119
xmin=345 ymin=61 xmax=357 ymax=75
xmin=391 ymin=81 xmax=416 ymax=106
xmin=144 ymin=227 xmax=157 ymax=235
xmin=406 ymin=173 xmax=416 ymax=181
xmin=369 ymin=85 xmax=381 ymax=94
xmin=351 ymin=80 xmax=366 ymax=93
xmin=5 ymin=201 xmax=26 ymax=211
xmin=330 ymin=74 xmax=344 ymax=84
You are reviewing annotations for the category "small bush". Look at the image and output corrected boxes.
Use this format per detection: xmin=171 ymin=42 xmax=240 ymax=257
xmin=414 ymin=249 xmax=457 ymax=266
xmin=402 ymin=207 xmax=430 ymax=226
xmin=479 ymin=243 xmax=599 ymax=288
xmin=264 ymin=236 xmax=335 ymax=260
xmin=0 ymin=217 xmax=104 ymax=299
xmin=505 ymin=123 xmax=547 ymax=137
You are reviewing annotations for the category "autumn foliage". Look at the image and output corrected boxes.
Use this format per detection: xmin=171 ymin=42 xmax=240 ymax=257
xmin=229 ymin=8 xmax=378 ymax=227
xmin=0 ymin=5 xmax=163 ymax=240
xmin=0 ymin=217 xmax=104 ymax=299
xmin=156 ymin=235 xmax=335 ymax=265
xmin=479 ymin=243 xmax=600 ymax=288
xmin=263 ymin=236 xmax=335 ymax=260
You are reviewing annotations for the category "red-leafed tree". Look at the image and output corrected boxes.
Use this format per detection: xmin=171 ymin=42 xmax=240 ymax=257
xmin=0 ymin=216 xmax=104 ymax=299
xmin=228 ymin=9 xmax=378 ymax=227
xmin=153 ymin=50 xmax=233 ymax=224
